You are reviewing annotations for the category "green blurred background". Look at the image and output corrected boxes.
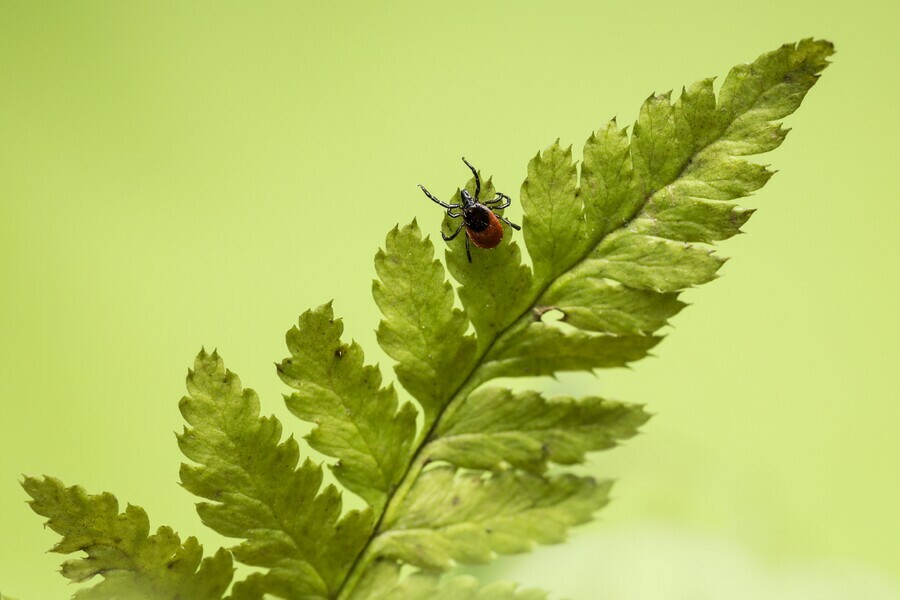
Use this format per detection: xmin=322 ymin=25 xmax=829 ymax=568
xmin=1 ymin=1 xmax=898 ymax=598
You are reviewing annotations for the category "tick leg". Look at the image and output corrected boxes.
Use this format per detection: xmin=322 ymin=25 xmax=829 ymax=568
xmin=442 ymin=221 xmax=464 ymax=241
xmin=447 ymin=207 xmax=462 ymax=218
xmin=484 ymin=193 xmax=511 ymax=209
xmin=461 ymin=157 xmax=481 ymax=201
xmin=419 ymin=184 xmax=459 ymax=210
xmin=465 ymin=232 xmax=472 ymax=262
xmin=499 ymin=215 xmax=521 ymax=231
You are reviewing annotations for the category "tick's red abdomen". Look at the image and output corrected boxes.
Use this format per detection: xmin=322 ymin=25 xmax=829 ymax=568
xmin=467 ymin=211 xmax=504 ymax=248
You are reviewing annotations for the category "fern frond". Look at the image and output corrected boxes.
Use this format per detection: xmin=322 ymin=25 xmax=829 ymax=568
xmin=179 ymin=349 xmax=373 ymax=598
xmin=372 ymin=222 xmax=477 ymax=427
xmin=21 ymin=476 xmax=232 ymax=599
xmin=520 ymin=142 xmax=589 ymax=286
xmin=430 ymin=388 xmax=649 ymax=472
xmin=278 ymin=303 xmax=418 ymax=512
xmin=374 ymin=467 xmax=610 ymax=570
xmin=476 ymin=324 xmax=661 ymax=381
xmin=352 ymin=562 xmax=548 ymax=600
xmin=20 ymin=38 xmax=832 ymax=600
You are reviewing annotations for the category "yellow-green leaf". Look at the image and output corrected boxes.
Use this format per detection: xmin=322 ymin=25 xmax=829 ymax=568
xmin=21 ymin=477 xmax=232 ymax=600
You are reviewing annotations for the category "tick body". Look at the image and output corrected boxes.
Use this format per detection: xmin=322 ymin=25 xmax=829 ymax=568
xmin=419 ymin=158 xmax=521 ymax=263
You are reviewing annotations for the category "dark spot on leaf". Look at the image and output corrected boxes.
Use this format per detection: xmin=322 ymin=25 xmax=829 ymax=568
xmin=335 ymin=347 xmax=344 ymax=359
xmin=451 ymin=495 xmax=460 ymax=506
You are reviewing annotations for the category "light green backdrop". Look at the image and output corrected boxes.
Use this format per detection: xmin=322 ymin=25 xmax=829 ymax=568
xmin=1 ymin=1 xmax=897 ymax=598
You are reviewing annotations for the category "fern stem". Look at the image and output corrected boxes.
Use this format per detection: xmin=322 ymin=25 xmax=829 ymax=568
xmin=335 ymin=453 xmax=428 ymax=599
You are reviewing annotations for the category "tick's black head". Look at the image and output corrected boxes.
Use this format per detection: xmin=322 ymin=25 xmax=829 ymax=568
xmin=460 ymin=189 xmax=474 ymax=206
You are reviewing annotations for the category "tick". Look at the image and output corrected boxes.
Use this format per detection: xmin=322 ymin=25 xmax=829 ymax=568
xmin=419 ymin=158 xmax=521 ymax=263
